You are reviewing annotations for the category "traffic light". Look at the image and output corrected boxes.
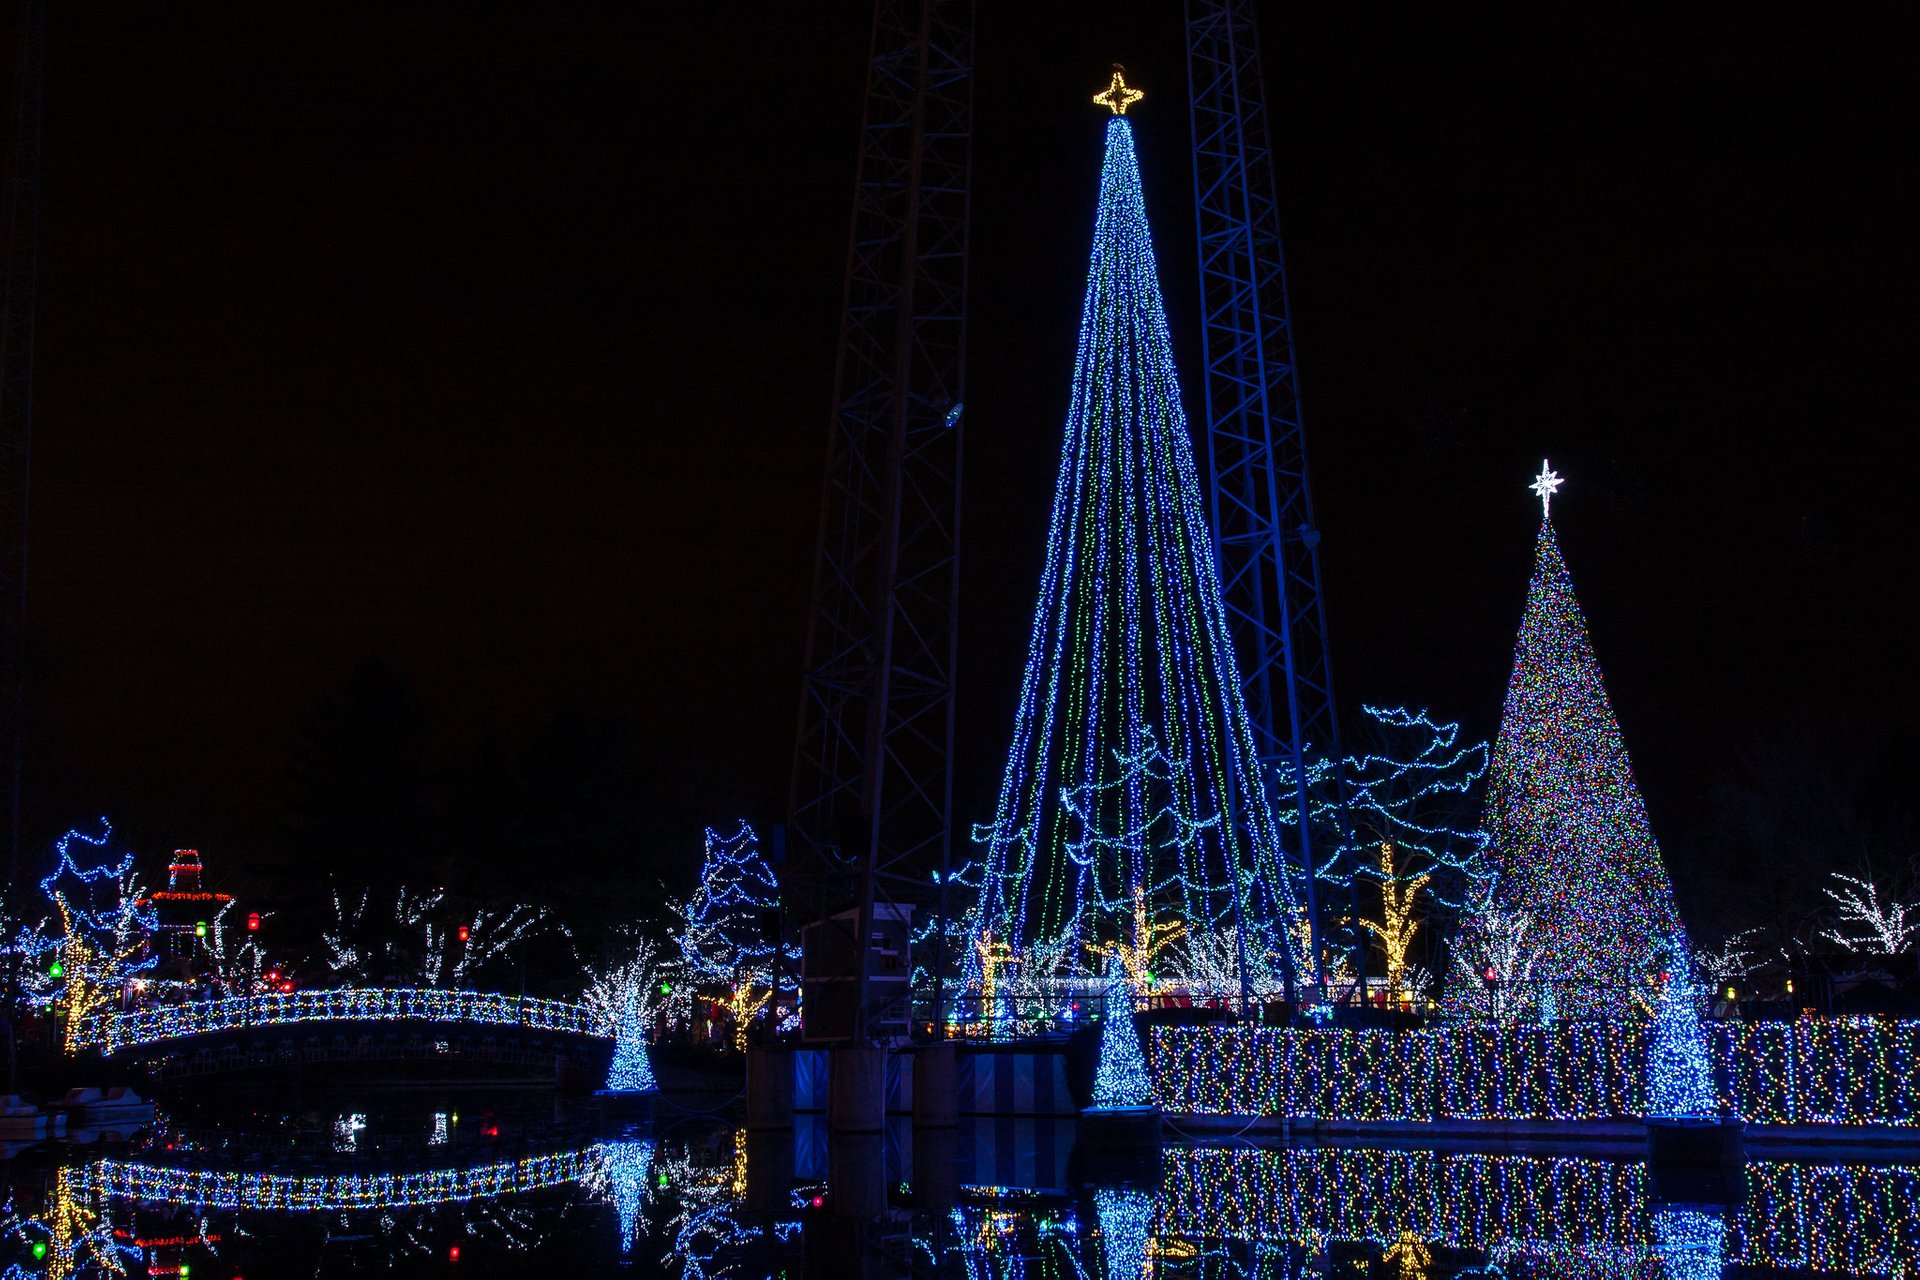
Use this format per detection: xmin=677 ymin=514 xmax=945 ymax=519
xmin=247 ymin=912 xmax=261 ymax=932
xmin=457 ymin=924 xmax=471 ymax=943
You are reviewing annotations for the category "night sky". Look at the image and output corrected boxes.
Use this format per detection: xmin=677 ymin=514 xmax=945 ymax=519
xmin=14 ymin=5 xmax=1917 ymax=909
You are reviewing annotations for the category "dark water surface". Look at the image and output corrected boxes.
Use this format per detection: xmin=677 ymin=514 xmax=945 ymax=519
xmin=2 ymin=1090 xmax=1914 ymax=1278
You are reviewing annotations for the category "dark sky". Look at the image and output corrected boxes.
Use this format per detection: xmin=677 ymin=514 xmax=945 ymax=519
xmin=14 ymin=5 xmax=1918 ymax=889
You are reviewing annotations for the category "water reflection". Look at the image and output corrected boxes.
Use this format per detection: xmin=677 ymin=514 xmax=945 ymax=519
xmin=0 ymin=1101 xmax=1913 ymax=1278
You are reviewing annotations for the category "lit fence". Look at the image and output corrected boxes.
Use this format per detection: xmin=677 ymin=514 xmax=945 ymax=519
xmin=1153 ymin=1018 xmax=1920 ymax=1127
xmin=91 ymin=988 xmax=606 ymax=1055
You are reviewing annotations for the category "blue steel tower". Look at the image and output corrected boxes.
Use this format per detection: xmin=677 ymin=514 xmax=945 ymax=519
xmin=1186 ymin=1 xmax=1351 ymax=987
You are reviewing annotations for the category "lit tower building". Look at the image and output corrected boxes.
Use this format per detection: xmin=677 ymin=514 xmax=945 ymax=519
xmin=138 ymin=849 xmax=234 ymax=983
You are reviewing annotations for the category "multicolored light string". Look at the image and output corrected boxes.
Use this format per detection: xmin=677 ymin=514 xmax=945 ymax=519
xmin=1152 ymin=1018 xmax=1920 ymax=1126
xmin=1471 ymin=489 xmax=1687 ymax=1018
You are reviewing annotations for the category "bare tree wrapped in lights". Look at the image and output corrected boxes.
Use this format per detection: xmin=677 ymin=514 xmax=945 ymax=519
xmin=29 ymin=822 xmax=158 ymax=1054
xmin=1467 ymin=464 xmax=1690 ymax=1019
xmin=585 ymin=937 xmax=671 ymax=1093
xmin=1267 ymin=705 xmax=1491 ymax=1000
xmin=321 ymin=882 xmax=563 ymax=988
xmin=1818 ymin=871 xmax=1917 ymax=957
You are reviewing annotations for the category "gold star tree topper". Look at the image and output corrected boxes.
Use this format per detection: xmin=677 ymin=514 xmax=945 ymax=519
xmin=1094 ymin=66 xmax=1144 ymax=115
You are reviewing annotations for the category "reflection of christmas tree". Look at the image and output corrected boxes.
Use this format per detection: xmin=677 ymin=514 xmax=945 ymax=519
xmin=1475 ymin=465 xmax=1686 ymax=1017
xmin=1095 ymin=1185 xmax=1153 ymax=1280
xmin=971 ymin=78 xmax=1306 ymax=994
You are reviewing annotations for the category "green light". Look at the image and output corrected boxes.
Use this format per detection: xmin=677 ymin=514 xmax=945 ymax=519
xmin=657 ymin=1173 xmax=668 ymax=1188
xmin=659 ymin=981 xmax=672 ymax=994
xmin=195 ymin=921 xmax=208 ymax=938
xmin=47 ymin=960 xmax=62 ymax=979
xmin=31 ymin=1240 xmax=46 ymax=1259
xmin=179 ymin=1265 xmax=190 ymax=1278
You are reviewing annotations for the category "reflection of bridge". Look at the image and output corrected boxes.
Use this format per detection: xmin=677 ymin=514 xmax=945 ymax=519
xmin=90 ymin=989 xmax=610 ymax=1081
xmin=81 ymin=1147 xmax=604 ymax=1211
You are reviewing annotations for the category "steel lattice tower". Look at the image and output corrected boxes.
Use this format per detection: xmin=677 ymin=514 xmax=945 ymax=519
xmin=0 ymin=0 xmax=42 ymax=959
xmin=1185 ymin=0 xmax=1352 ymax=985
xmin=787 ymin=0 xmax=971 ymax=1039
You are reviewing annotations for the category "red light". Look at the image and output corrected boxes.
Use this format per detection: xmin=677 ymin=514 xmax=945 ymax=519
xmin=810 ymin=1195 xmax=824 ymax=1208
xmin=457 ymin=925 xmax=470 ymax=942
xmin=1483 ymin=966 xmax=1498 ymax=984
xmin=247 ymin=912 xmax=260 ymax=931
xmin=267 ymin=969 xmax=279 ymax=981
xmin=279 ymin=980 xmax=294 ymax=993
xmin=1658 ymin=970 xmax=1671 ymax=984
xmin=448 ymin=1245 xmax=460 ymax=1262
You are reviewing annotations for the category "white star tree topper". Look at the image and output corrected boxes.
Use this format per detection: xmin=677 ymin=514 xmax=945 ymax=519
xmin=1529 ymin=459 xmax=1565 ymax=518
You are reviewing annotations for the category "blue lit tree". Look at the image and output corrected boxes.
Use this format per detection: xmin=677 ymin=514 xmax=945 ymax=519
xmin=672 ymin=822 xmax=795 ymax=1049
xmin=583 ymin=1139 xmax=655 ymax=1256
xmin=1089 ymin=957 xmax=1153 ymax=1111
xmin=27 ymin=822 xmax=158 ymax=1054
xmin=1645 ymin=949 xmax=1717 ymax=1119
xmin=588 ymin=943 xmax=663 ymax=1095
xmin=970 ymin=76 xmax=1309 ymax=998
xmin=1471 ymin=465 xmax=1688 ymax=1019
xmin=1094 ymin=1185 xmax=1153 ymax=1280
xmin=1279 ymin=705 xmax=1491 ymax=996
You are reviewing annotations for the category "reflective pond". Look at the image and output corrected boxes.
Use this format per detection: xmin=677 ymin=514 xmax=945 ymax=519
xmin=1 ymin=1091 xmax=1914 ymax=1278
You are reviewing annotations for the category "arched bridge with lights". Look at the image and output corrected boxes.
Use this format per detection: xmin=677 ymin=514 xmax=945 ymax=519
xmin=89 ymin=989 xmax=613 ymax=1084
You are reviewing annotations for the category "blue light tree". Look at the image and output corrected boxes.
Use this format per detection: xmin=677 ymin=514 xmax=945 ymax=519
xmin=1645 ymin=949 xmax=1717 ymax=1119
xmin=1470 ymin=465 xmax=1689 ymax=1019
xmin=970 ymin=76 xmax=1309 ymax=1000
xmin=1089 ymin=958 xmax=1153 ymax=1111
xmin=672 ymin=822 xmax=796 ymax=1049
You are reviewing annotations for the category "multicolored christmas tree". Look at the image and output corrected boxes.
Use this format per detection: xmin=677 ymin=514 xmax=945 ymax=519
xmin=1473 ymin=463 xmax=1687 ymax=1018
xmin=969 ymin=71 xmax=1309 ymax=996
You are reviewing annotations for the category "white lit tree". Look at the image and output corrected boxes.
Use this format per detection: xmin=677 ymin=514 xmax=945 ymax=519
xmin=1447 ymin=905 xmax=1539 ymax=1021
xmin=1818 ymin=871 xmax=1917 ymax=956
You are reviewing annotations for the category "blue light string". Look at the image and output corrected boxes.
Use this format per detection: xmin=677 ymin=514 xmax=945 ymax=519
xmin=970 ymin=113 xmax=1308 ymax=990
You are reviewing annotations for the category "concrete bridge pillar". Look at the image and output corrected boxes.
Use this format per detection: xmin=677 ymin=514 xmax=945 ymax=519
xmin=828 ymin=1044 xmax=886 ymax=1133
xmin=912 ymin=1043 xmax=957 ymax=1127
xmin=746 ymin=1046 xmax=795 ymax=1130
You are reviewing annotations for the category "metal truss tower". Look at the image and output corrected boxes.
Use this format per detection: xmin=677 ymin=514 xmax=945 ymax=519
xmin=1 ymin=0 xmax=41 ymax=952
xmin=0 ymin=0 xmax=42 ymax=1082
xmin=787 ymin=0 xmax=971 ymax=1039
xmin=1185 ymin=0 xmax=1353 ymax=984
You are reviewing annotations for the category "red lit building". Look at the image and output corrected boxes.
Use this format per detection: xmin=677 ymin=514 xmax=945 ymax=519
xmin=136 ymin=849 xmax=234 ymax=982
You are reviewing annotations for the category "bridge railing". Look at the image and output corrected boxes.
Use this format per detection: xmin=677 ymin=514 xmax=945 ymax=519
xmin=90 ymin=988 xmax=605 ymax=1055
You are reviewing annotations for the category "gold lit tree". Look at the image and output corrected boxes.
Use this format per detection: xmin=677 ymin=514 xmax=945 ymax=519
xmin=1362 ymin=843 xmax=1430 ymax=1007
